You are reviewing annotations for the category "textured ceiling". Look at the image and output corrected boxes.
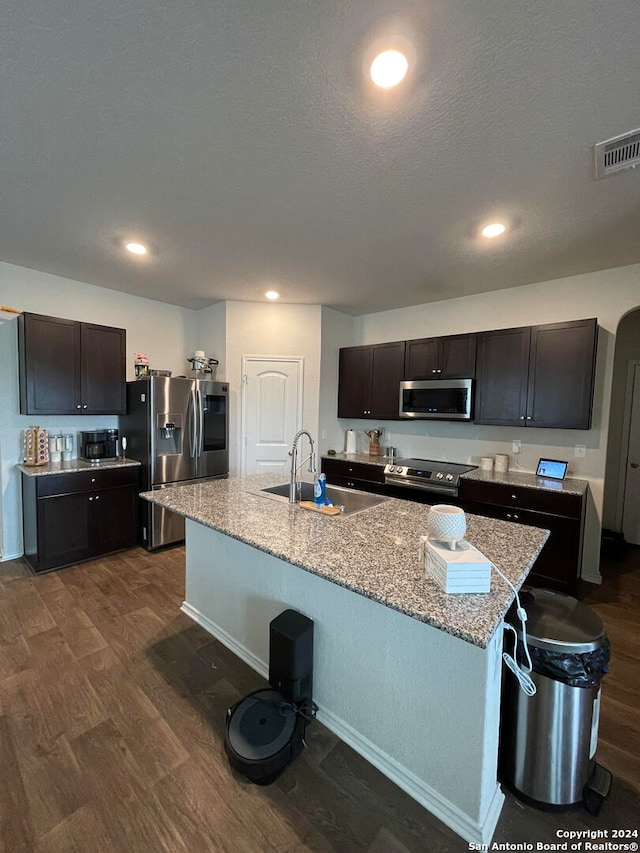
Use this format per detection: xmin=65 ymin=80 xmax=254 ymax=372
xmin=2 ymin=0 xmax=639 ymax=315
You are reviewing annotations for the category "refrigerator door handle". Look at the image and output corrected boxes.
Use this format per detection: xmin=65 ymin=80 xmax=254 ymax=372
xmin=197 ymin=387 xmax=204 ymax=457
xmin=189 ymin=388 xmax=197 ymax=458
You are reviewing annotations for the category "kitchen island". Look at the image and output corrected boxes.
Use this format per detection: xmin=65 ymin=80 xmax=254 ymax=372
xmin=142 ymin=474 xmax=548 ymax=845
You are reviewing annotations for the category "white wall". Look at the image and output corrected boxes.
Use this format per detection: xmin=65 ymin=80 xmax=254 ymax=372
xmin=223 ymin=301 xmax=323 ymax=475
xmin=0 ymin=261 xmax=199 ymax=560
xmin=195 ymin=301 xmax=227 ymax=380
xmin=337 ymin=263 xmax=640 ymax=582
xmin=318 ymin=307 xmax=354 ymax=455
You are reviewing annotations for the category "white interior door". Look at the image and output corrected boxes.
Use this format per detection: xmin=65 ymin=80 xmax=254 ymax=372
xmin=622 ymin=363 xmax=640 ymax=545
xmin=241 ymin=357 xmax=303 ymax=476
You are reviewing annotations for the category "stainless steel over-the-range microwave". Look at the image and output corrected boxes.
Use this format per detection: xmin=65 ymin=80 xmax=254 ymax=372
xmin=399 ymin=378 xmax=473 ymax=420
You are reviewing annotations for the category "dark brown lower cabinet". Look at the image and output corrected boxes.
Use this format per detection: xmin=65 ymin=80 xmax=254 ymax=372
xmin=458 ymin=479 xmax=585 ymax=594
xmin=22 ymin=466 xmax=139 ymax=573
xmin=321 ymin=458 xmax=386 ymax=492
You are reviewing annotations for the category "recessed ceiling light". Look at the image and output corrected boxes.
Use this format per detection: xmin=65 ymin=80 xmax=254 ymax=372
xmin=481 ymin=223 xmax=506 ymax=238
xmin=370 ymin=50 xmax=409 ymax=89
xmin=125 ymin=241 xmax=148 ymax=256
xmin=265 ymin=291 xmax=279 ymax=300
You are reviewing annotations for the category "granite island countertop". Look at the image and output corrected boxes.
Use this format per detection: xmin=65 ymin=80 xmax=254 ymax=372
xmin=141 ymin=473 xmax=549 ymax=649
xmin=19 ymin=457 xmax=141 ymax=476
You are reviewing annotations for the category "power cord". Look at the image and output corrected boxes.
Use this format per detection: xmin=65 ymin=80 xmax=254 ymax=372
xmin=276 ymin=697 xmax=319 ymax=721
xmin=490 ymin=561 xmax=537 ymax=696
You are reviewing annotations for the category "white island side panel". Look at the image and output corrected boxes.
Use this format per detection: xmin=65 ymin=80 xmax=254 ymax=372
xmin=183 ymin=519 xmax=505 ymax=845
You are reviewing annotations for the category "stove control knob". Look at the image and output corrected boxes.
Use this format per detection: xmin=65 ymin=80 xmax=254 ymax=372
xmin=396 ymin=467 xmax=404 ymax=474
xmin=388 ymin=466 xmax=395 ymax=473
xmin=446 ymin=474 xmax=454 ymax=481
xmin=436 ymin=472 xmax=444 ymax=480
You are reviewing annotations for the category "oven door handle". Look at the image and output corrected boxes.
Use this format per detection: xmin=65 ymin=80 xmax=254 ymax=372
xmin=384 ymin=476 xmax=458 ymax=495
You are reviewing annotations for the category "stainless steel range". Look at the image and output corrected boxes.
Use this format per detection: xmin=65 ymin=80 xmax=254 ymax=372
xmin=383 ymin=458 xmax=477 ymax=497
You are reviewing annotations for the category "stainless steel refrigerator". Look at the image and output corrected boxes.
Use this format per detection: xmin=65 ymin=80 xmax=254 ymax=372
xmin=121 ymin=376 xmax=229 ymax=549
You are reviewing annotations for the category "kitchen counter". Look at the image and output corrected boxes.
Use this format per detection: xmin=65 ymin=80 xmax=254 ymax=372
xmin=19 ymin=457 xmax=141 ymax=476
xmin=322 ymin=453 xmax=589 ymax=496
xmin=141 ymin=473 xmax=547 ymax=649
xmin=323 ymin=451 xmax=389 ymax=467
xmin=461 ymin=467 xmax=589 ymax=496
xmin=141 ymin=472 xmax=542 ymax=844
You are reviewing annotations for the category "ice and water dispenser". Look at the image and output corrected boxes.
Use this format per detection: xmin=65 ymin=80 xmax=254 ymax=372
xmin=156 ymin=413 xmax=183 ymax=454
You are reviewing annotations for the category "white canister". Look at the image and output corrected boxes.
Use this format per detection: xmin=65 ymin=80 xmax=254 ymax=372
xmin=49 ymin=435 xmax=62 ymax=462
xmin=345 ymin=429 xmax=357 ymax=454
xmin=494 ymin=454 xmax=509 ymax=473
xmin=480 ymin=456 xmax=494 ymax=472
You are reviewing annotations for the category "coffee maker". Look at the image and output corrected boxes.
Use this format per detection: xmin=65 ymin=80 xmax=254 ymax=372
xmin=79 ymin=429 xmax=119 ymax=462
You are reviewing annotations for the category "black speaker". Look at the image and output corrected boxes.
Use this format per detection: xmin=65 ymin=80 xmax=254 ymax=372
xmin=269 ymin=609 xmax=313 ymax=703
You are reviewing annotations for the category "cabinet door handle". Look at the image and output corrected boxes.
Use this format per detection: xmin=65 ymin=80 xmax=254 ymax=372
xmin=89 ymin=496 xmax=93 ymax=501
xmin=631 ymin=462 xmax=639 ymax=469
xmin=511 ymin=494 xmax=517 ymax=500
xmin=76 ymin=404 xmax=82 ymax=409
xmin=526 ymin=416 xmax=532 ymax=420
xmin=95 ymin=495 xmax=100 ymax=501
xmin=437 ymin=368 xmax=442 ymax=373
xmin=432 ymin=369 xmax=437 ymax=373
xmin=520 ymin=415 xmax=525 ymax=420
xmin=83 ymin=404 xmax=88 ymax=409
xmin=91 ymin=478 xmax=96 ymax=483
xmin=513 ymin=513 xmax=519 ymax=520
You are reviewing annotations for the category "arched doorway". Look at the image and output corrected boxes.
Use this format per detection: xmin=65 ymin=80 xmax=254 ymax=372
xmin=602 ymin=307 xmax=640 ymax=545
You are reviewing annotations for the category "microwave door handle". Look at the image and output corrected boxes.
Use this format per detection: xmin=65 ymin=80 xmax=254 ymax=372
xmin=197 ymin=387 xmax=204 ymax=457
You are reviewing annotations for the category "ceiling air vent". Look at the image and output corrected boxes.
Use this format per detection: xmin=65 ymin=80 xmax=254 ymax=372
xmin=595 ymin=128 xmax=640 ymax=179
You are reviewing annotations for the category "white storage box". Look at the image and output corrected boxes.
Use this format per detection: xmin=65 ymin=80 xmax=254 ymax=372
xmin=421 ymin=537 xmax=492 ymax=594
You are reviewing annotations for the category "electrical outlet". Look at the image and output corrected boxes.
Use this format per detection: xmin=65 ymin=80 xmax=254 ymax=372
xmin=574 ymin=445 xmax=586 ymax=458
xmin=512 ymin=440 xmax=521 ymax=453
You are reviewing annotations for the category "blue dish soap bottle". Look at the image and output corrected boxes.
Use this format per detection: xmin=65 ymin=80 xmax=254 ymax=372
xmin=313 ymin=473 xmax=326 ymax=508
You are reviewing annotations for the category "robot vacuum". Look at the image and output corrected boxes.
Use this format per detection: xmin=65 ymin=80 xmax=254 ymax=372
xmin=224 ymin=688 xmax=308 ymax=785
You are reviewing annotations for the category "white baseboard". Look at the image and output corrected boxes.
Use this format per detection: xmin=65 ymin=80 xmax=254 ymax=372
xmin=1 ymin=550 xmax=23 ymax=562
xmin=181 ymin=600 xmax=502 ymax=846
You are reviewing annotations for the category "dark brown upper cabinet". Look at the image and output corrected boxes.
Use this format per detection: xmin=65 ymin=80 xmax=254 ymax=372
xmin=338 ymin=341 xmax=405 ymax=419
xmin=18 ymin=312 xmax=126 ymax=415
xmin=475 ymin=319 xmax=597 ymax=429
xmin=404 ymin=333 xmax=476 ymax=379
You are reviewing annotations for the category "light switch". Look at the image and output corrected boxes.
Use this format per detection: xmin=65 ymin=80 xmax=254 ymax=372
xmin=512 ymin=440 xmax=521 ymax=453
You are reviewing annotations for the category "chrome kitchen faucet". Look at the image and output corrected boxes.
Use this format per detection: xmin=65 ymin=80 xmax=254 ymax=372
xmin=289 ymin=430 xmax=317 ymax=503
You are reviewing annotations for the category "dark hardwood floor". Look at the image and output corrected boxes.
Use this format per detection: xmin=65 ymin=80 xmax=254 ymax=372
xmin=1 ymin=545 xmax=638 ymax=852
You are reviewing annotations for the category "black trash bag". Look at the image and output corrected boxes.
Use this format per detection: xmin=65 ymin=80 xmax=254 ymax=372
xmin=526 ymin=638 xmax=610 ymax=688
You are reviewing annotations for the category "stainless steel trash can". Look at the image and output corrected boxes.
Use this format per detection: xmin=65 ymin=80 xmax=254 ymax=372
xmin=499 ymin=589 xmax=609 ymax=807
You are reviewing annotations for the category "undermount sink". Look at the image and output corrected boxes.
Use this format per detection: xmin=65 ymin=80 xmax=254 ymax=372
xmin=258 ymin=482 xmax=389 ymax=517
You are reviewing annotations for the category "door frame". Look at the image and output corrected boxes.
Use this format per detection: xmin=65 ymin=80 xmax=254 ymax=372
xmin=615 ymin=359 xmax=640 ymax=533
xmin=240 ymin=355 xmax=304 ymax=477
